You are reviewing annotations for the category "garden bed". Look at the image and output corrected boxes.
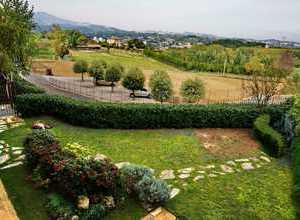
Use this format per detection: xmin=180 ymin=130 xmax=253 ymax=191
xmin=0 ymin=117 xmax=297 ymax=219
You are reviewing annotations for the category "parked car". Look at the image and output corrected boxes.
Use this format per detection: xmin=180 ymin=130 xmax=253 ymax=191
xmin=130 ymin=88 xmax=151 ymax=99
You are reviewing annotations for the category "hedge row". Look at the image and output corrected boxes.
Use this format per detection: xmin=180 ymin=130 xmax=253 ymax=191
xmin=15 ymin=94 xmax=290 ymax=129
xmin=292 ymin=137 xmax=300 ymax=205
xmin=15 ymin=77 xmax=45 ymax=95
xmin=253 ymin=114 xmax=286 ymax=157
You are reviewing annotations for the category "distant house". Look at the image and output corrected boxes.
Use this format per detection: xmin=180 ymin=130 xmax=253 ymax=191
xmin=107 ymin=37 xmax=122 ymax=47
xmin=76 ymin=44 xmax=102 ymax=50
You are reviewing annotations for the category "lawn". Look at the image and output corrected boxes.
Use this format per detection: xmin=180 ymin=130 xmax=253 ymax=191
xmin=0 ymin=116 xmax=296 ymax=219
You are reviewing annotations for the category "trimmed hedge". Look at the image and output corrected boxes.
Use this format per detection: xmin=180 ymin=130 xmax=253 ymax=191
xmin=15 ymin=94 xmax=290 ymax=129
xmin=15 ymin=77 xmax=45 ymax=95
xmin=292 ymin=137 xmax=300 ymax=204
xmin=253 ymin=114 xmax=286 ymax=157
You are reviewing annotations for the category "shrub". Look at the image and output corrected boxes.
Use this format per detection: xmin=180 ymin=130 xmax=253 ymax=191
xmin=46 ymin=193 xmax=74 ymax=220
xmin=292 ymin=137 xmax=300 ymax=203
xmin=122 ymin=67 xmax=145 ymax=94
xmin=81 ymin=204 xmax=106 ymax=220
xmin=73 ymin=60 xmax=88 ymax=81
xmin=180 ymin=78 xmax=205 ymax=103
xmin=24 ymin=130 xmax=119 ymax=201
xmin=253 ymin=114 xmax=286 ymax=157
xmin=15 ymin=94 xmax=290 ymax=129
xmin=15 ymin=77 xmax=45 ymax=95
xmin=88 ymin=60 xmax=105 ymax=84
xmin=105 ymin=64 xmax=123 ymax=92
xmin=149 ymin=70 xmax=173 ymax=103
xmin=136 ymin=176 xmax=170 ymax=205
xmin=24 ymin=129 xmax=57 ymax=149
xmin=120 ymin=164 xmax=153 ymax=193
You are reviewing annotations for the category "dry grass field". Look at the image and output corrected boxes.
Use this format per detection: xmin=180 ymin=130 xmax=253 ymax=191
xmin=32 ymin=50 xmax=250 ymax=102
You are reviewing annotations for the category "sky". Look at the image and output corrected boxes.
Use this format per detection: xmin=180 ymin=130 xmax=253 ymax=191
xmin=29 ymin=0 xmax=300 ymax=41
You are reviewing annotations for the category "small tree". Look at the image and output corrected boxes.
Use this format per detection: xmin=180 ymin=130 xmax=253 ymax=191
xmin=88 ymin=60 xmax=105 ymax=85
xmin=105 ymin=64 xmax=123 ymax=92
xmin=149 ymin=70 xmax=173 ymax=103
xmin=180 ymin=78 xmax=205 ymax=103
xmin=243 ymin=52 xmax=293 ymax=108
xmin=55 ymin=43 xmax=69 ymax=60
xmin=122 ymin=67 xmax=145 ymax=95
xmin=73 ymin=60 xmax=88 ymax=81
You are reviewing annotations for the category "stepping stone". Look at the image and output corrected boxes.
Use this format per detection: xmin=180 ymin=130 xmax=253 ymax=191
xmin=178 ymin=167 xmax=194 ymax=174
xmin=182 ymin=183 xmax=188 ymax=187
xmin=178 ymin=173 xmax=190 ymax=179
xmin=15 ymin=155 xmax=25 ymax=161
xmin=0 ymin=154 xmax=9 ymax=164
xmin=197 ymin=171 xmax=206 ymax=174
xmin=205 ymin=165 xmax=215 ymax=169
xmin=260 ymin=156 xmax=271 ymax=163
xmin=250 ymin=157 xmax=260 ymax=162
xmin=170 ymin=188 xmax=180 ymax=199
xmin=241 ymin=163 xmax=255 ymax=171
xmin=256 ymin=164 xmax=262 ymax=168
xmin=208 ymin=174 xmax=218 ymax=178
xmin=0 ymin=140 xmax=5 ymax=145
xmin=13 ymin=150 xmax=23 ymax=155
xmin=193 ymin=175 xmax=205 ymax=182
xmin=213 ymin=171 xmax=226 ymax=175
xmin=115 ymin=162 xmax=130 ymax=169
xmin=1 ymin=161 xmax=23 ymax=170
xmin=226 ymin=161 xmax=236 ymax=166
xmin=160 ymin=170 xmax=175 ymax=180
xmin=235 ymin=159 xmax=250 ymax=162
xmin=220 ymin=165 xmax=235 ymax=173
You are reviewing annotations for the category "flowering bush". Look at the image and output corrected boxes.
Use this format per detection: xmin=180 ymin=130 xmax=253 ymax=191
xmin=24 ymin=130 xmax=119 ymax=202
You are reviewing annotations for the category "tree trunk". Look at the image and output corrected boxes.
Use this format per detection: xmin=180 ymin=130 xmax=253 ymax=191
xmin=81 ymin=73 xmax=84 ymax=81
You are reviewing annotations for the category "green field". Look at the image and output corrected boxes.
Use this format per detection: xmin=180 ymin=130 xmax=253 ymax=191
xmin=0 ymin=117 xmax=296 ymax=220
xmin=71 ymin=49 xmax=176 ymax=71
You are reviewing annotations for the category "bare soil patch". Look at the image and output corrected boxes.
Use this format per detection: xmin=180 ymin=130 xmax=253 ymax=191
xmin=196 ymin=129 xmax=260 ymax=157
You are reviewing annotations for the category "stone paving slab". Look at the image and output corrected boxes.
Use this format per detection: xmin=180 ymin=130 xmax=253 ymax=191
xmin=0 ymin=180 xmax=19 ymax=220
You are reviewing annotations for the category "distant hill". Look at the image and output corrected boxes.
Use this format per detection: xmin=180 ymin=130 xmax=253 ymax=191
xmin=34 ymin=12 xmax=138 ymax=37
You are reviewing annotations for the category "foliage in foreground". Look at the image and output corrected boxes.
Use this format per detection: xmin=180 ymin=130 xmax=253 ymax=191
xmin=253 ymin=114 xmax=286 ymax=157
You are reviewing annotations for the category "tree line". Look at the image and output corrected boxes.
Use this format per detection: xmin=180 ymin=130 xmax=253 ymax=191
xmin=145 ymin=45 xmax=297 ymax=75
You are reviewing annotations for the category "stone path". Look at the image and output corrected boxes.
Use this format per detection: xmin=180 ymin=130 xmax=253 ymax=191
xmin=0 ymin=117 xmax=23 ymax=220
xmin=159 ymin=153 xmax=272 ymax=199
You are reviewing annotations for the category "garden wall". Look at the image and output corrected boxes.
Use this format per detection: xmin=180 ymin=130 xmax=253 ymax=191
xmin=15 ymin=94 xmax=291 ymax=129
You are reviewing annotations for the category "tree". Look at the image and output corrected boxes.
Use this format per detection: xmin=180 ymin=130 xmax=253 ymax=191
xmin=149 ymin=70 xmax=173 ymax=103
xmin=243 ymin=51 xmax=294 ymax=108
xmin=105 ymin=64 xmax=124 ymax=92
xmin=48 ymin=25 xmax=69 ymax=59
xmin=73 ymin=60 xmax=88 ymax=81
xmin=0 ymin=0 xmax=34 ymax=81
xmin=180 ymin=78 xmax=205 ymax=103
xmin=88 ymin=60 xmax=105 ymax=85
xmin=66 ymin=30 xmax=87 ymax=48
xmin=122 ymin=67 xmax=145 ymax=95
xmin=128 ymin=39 xmax=145 ymax=49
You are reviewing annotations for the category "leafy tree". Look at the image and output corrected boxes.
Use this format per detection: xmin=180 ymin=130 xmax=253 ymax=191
xmin=66 ymin=30 xmax=87 ymax=48
xmin=122 ymin=67 xmax=145 ymax=95
xmin=149 ymin=70 xmax=173 ymax=103
xmin=180 ymin=78 xmax=205 ymax=103
xmin=105 ymin=64 xmax=124 ymax=92
xmin=243 ymin=51 xmax=294 ymax=108
xmin=88 ymin=60 xmax=105 ymax=85
xmin=48 ymin=25 xmax=69 ymax=59
xmin=73 ymin=60 xmax=88 ymax=81
xmin=128 ymin=39 xmax=145 ymax=49
xmin=0 ymin=0 xmax=34 ymax=81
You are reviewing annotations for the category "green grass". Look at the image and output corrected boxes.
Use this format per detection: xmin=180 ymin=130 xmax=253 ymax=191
xmin=0 ymin=116 xmax=296 ymax=220
xmin=32 ymin=47 xmax=55 ymax=59
xmin=0 ymin=166 xmax=49 ymax=220
xmin=71 ymin=49 xmax=176 ymax=71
